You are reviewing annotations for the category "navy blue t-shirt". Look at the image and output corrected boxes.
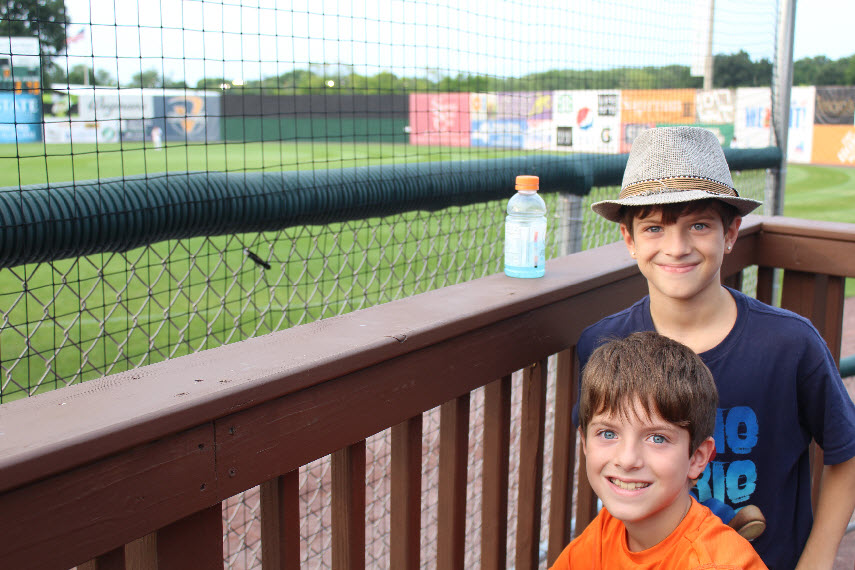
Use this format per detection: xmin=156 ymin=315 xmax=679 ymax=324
xmin=574 ymin=287 xmax=855 ymax=570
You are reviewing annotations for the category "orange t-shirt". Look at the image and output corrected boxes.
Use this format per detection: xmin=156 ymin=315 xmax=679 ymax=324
xmin=550 ymin=498 xmax=768 ymax=570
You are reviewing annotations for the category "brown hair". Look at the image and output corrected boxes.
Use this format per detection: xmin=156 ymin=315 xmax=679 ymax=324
xmin=620 ymin=199 xmax=739 ymax=237
xmin=579 ymin=331 xmax=718 ymax=454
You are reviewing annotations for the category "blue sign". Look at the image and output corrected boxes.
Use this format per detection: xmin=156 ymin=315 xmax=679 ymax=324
xmin=0 ymin=93 xmax=42 ymax=142
xmin=470 ymin=119 xmax=526 ymax=148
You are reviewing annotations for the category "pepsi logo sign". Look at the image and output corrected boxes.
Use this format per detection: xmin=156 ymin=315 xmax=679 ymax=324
xmin=576 ymin=107 xmax=594 ymax=130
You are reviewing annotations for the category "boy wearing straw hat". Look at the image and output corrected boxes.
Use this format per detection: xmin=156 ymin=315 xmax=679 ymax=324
xmin=552 ymin=332 xmax=767 ymax=570
xmin=575 ymin=126 xmax=855 ymax=569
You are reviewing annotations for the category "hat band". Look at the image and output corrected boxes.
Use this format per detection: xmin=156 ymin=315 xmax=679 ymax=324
xmin=620 ymin=177 xmax=738 ymax=199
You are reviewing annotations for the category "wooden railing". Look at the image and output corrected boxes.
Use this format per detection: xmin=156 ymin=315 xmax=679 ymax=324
xmin=1 ymin=215 xmax=853 ymax=570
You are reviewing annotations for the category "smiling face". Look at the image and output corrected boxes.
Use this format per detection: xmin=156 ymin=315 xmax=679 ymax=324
xmin=620 ymin=204 xmax=741 ymax=304
xmin=582 ymin=399 xmax=713 ymax=551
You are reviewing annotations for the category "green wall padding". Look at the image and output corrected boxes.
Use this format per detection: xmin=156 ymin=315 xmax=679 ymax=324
xmin=0 ymin=147 xmax=781 ymax=268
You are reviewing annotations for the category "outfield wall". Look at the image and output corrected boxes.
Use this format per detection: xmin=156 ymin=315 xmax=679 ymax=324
xmin=410 ymin=87 xmax=855 ymax=167
xmin=34 ymin=86 xmax=855 ymax=165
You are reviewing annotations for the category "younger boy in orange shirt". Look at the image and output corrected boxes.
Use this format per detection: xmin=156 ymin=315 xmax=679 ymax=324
xmin=551 ymin=332 xmax=767 ymax=569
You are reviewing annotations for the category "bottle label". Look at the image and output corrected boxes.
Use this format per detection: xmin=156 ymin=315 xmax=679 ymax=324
xmin=504 ymin=218 xmax=546 ymax=269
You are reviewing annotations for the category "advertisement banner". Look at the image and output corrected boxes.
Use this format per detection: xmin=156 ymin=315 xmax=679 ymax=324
xmin=409 ymin=93 xmax=470 ymax=147
xmin=152 ymin=93 xmax=222 ymax=143
xmin=497 ymin=92 xmax=552 ymax=120
xmin=469 ymin=93 xmax=498 ymax=121
xmin=733 ymin=87 xmax=772 ymax=149
xmin=43 ymin=118 xmax=120 ymax=143
xmin=0 ymin=92 xmax=42 ymax=142
xmin=621 ymin=89 xmax=696 ymax=124
xmin=76 ymin=89 xmax=155 ymax=121
xmin=696 ymin=89 xmax=735 ymax=124
xmin=733 ymin=86 xmax=814 ymax=161
xmin=787 ymin=86 xmax=815 ymax=163
xmin=811 ymin=125 xmax=855 ymax=165
xmin=524 ymin=119 xmax=553 ymax=150
xmin=470 ymin=118 xmax=526 ymax=148
xmin=552 ymin=90 xmax=620 ymax=153
xmin=815 ymin=87 xmax=855 ymax=125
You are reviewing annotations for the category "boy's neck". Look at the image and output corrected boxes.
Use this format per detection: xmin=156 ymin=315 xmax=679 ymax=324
xmin=648 ymin=284 xmax=737 ymax=355
xmin=624 ymin=494 xmax=694 ymax=552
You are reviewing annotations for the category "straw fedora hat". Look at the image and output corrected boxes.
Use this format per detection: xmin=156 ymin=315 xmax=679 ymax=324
xmin=591 ymin=126 xmax=762 ymax=223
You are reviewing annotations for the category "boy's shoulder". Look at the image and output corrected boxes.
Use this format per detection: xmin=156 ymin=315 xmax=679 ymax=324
xmin=682 ymin=500 xmax=769 ymax=569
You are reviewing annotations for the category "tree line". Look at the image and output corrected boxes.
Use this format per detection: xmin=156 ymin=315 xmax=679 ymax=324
xmin=46 ymin=51 xmax=855 ymax=94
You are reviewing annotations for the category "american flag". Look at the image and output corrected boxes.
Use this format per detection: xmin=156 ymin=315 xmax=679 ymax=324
xmin=65 ymin=28 xmax=85 ymax=45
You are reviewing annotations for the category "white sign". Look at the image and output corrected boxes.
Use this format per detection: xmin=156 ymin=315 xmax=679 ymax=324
xmin=552 ymin=90 xmax=620 ymax=153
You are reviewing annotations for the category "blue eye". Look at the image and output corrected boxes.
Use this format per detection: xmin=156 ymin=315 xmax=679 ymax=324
xmin=601 ymin=430 xmax=617 ymax=439
xmin=650 ymin=434 xmax=666 ymax=444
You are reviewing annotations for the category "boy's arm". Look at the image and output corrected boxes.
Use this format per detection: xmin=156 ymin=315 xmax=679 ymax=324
xmin=795 ymin=455 xmax=855 ymax=570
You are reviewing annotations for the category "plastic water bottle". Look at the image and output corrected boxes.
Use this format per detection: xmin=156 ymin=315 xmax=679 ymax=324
xmin=504 ymin=175 xmax=546 ymax=278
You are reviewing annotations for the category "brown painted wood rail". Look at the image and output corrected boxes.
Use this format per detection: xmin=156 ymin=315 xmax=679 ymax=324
xmin=0 ymin=215 xmax=853 ymax=570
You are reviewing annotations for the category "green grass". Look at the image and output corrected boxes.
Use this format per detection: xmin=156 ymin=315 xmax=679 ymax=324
xmin=0 ymin=141 xmax=532 ymax=186
xmin=783 ymin=164 xmax=855 ymax=296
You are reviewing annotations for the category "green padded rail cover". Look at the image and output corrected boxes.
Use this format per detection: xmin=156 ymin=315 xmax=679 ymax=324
xmin=0 ymin=148 xmax=781 ymax=268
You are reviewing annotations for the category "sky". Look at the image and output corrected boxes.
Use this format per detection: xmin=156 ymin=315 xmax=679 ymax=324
xmin=55 ymin=0 xmax=855 ymax=87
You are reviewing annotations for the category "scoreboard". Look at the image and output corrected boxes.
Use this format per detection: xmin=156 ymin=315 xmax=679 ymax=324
xmin=0 ymin=38 xmax=41 ymax=94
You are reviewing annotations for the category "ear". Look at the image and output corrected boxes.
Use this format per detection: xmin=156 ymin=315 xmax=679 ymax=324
xmin=688 ymin=437 xmax=715 ymax=480
xmin=578 ymin=426 xmax=588 ymax=457
xmin=619 ymin=223 xmax=635 ymax=255
xmin=723 ymin=216 xmax=742 ymax=254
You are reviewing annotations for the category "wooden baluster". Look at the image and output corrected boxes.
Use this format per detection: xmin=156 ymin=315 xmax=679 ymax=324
xmin=515 ymin=359 xmax=548 ymax=570
xmin=780 ymin=270 xmax=845 ymax=510
xmin=332 ymin=442 xmax=366 ymax=570
xmin=548 ymin=348 xmax=578 ymax=565
xmin=481 ymin=375 xmax=512 ymax=570
xmin=756 ymin=266 xmax=775 ymax=305
xmin=437 ymin=394 xmax=470 ymax=570
xmin=723 ymin=269 xmax=743 ymax=292
xmin=124 ymin=534 xmax=156 ymax=570
xmin=77 ymin=547 xmax=124 ymax=570
xmin=391 ymin=415 xmax=423 ymax=570
xmin=260 ymin=470 xmax=301 ymax=570
xmin=154 ymin=504 xmax=223 ymax=570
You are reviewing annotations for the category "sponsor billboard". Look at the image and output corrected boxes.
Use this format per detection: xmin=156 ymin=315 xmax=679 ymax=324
xmin=552 ymin=90 xmax=620 ymax=153
xmin=621 ymin=89 xmax=696 ymax=124
xmin=0 ymin=92 xmax=42 ymax=142
xmin=496 ymin=92 xmax=552 ymax=120
xmin=815 ymin=87 xmax=855 ymax=125
xmin=524 ymin=119 xmax=552 ymax=150
xmin=470 ymin=118 xmax=526 ymax=149
xmin=469 ymin=93 xmax=498 ymax=121
xmin=733 ymin=87 xmax=772 ymax=148
xmin=811 ymin=125 xmax=855 ymax=165
xmin=152 ymin=93 xmax=222 ymax=143
xmin=43 ymin=117 xmax=120 ymax=143
xmin=787 ymin=86 xmax=815 ymax=163
xmin=409 ymin=93 xmax=470 ymax=147
xmin=733 ymin=86 xmax=814 ymax=162
xmin=696 ymin=89 xmax=735 ymax=124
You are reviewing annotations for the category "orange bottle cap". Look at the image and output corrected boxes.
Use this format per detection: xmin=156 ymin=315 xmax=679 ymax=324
xmin=515 ymin=175 xmax=539 ymax=191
